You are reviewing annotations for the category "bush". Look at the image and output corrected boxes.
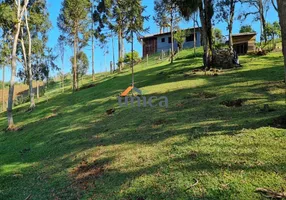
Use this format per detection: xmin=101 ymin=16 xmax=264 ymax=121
xmin=124 ymin=51 xmax=141 ymax=66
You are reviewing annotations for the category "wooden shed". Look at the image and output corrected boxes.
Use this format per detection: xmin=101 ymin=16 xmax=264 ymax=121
xmin=142 ymin=36 xmax=157 ymax=58
xmin=232 ymin=32 xmax=256 ymax=55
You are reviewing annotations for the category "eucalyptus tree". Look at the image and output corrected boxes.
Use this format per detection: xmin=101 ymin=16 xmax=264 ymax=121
xmin=153 ymin=0 xmax=169 ymax=33
xmin=57 ymin=35 xmax=66 ymax=92
xmin=265 ymin=21 xmax=281 ymax=48
xmin=20 ymin=0 xmax=51 ymax=109
xmin=174 ymin=0 xmax=214 ymax=67
xmin=0 ymin=38 xmax=10 ymax=111
xmin=154 ymin=0 xmax=181 ymax=63
xmin=0 ymin=0 xmax=29 ymax=129
xmin=216 ymin=0 xmax=239 ymax=52
xmin=238 ymin=0 xmax=270 ymax=45
xmin=18 ymin=44 xmax=59 ymax=96
xmin=91 ymin=0 xmax=95 ymax=81
xmin=58 ymin=0 xmax=91 ymax=91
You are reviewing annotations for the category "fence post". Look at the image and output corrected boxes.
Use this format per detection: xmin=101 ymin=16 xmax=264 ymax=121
xmin=146 ymin=54 xmax=149 ymax=67
xmin=110 ymin=61 xmax=113 ymax=74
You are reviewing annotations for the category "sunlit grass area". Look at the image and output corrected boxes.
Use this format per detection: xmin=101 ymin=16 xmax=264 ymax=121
xmin=0 ymin=48 xmax=285 ymax=199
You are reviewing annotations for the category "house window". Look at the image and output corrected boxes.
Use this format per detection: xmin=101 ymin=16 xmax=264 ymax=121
xmin=161 ymin=38 xmax=165 ymax=43
xmin=186 ymin=34 xmax=195 ymax=42
xmin=168 ymin=37 xmax=171 ymax=43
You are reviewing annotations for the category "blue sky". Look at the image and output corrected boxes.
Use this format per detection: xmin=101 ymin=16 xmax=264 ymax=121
xmin=2 ymin=0 xmax=280 ymax=80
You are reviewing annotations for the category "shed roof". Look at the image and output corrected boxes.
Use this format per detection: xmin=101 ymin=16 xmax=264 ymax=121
xmin=232 ymin=32 xmax=257 ymax=37
xmin=142 ymin=27 xmax=201 ymax=39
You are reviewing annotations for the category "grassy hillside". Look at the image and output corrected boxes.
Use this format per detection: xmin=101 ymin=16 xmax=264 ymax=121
xmin=0 ymin=48 xmax=285 ymax=200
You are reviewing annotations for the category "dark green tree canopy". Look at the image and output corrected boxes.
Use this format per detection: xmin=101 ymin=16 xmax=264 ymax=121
xmin=94 ymin=0 xmax=148 ymax=42
xmin=57 ymin=0 xmax=91 ymax=46
xmin=239 ymin=25 xmax=255 ymax=33
xmin=124 ymin=51 xmax=141 ymax=65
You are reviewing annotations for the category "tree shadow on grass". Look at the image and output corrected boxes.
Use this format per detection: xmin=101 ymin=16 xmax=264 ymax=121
xmin=0 ymin=53 xmax=285 ymax=199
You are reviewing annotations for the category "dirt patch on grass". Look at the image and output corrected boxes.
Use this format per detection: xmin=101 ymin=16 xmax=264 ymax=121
xmin=152 ymin=119 xmax=168 ymax=125
xmin=106 ymin=108 xmax=115 ymax=115
xmin=260 ymin=104 xmax=276 ymax=113
xmin=198 ymin=92 xmax=217 ymax=99
xmin=184 ymin=92 xmax=217 ymax=100
xmin=43 ymin=113 xmax=58 ymax=121
xmin=71 ymin=159 xmax=106 ymax=190
xmin=220 ymin=99 xmax=246 ymax=107
xmin=270 ymin=115 xmax=286 ymax=129
xmin=79 ymin=83 xmax=97 ymax=91
xmin=152 ymin=119 xmax=169 ymax=128
xmin=5 ymin=125 xmax=24 ymax=132
xmin=176 ymin=102 xmax=185 ymax=108
xmin=189 ymin=151 xmax=198 ymax=159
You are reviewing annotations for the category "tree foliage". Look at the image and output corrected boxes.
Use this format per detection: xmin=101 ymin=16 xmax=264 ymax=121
xmin=216 ymin=0 xmax=238 ymax=51
xmin=58 ymin=0 xmax=91 ymax=91
xmin=239 ymin=25 xmax=255 ymax=33
xmin=124 ymin=51 xmax=141 ymax=65
xmin=212 ymin=27 xmax=223 ymax=45
xmin=57 ymin=0 xmax=91 ymax=46
xmin=174 ymin=29 xmax=189 ymax=49
xmin=153 ymin=0 xmax=169 ymax=33
xmin=265 ymin=21 xmax=281 ymax=40
xmin=238 ymin=0 xmax=270 ymax=44
xmin=70 ymin=51 xmax=89 ymax=78
xmin=154 ymin=0 xmax=181 ymax=63
xmin=173 ymin=0 xmax=214 ymax=67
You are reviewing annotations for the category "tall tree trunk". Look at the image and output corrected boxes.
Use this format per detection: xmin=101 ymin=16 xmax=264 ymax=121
xmin=62 ymin=72 xmax=65 ymax=93
xmin=2 ymin=66 xmax=5 ymax=112
xmin=170 ymin=6 xmax=174 ymax=63
xmin=46 ymin=70 xmax=49 ymax=89
xmin=258 ymin=0 xmax=267 ymax=45
xmin=36 ymin=80 xmax=39 ymax=99
xmin=229 ymin=0 xmax=235 ymax=52
xmin=118 ymin=28 xmax=123 ymax=72
xmin=25 ymin=9 xmax=35 ymax=109
xmin=8 ymin=15 xmax=23 ymax=129
xmin=193 ymin=12 xmax=196 ymax=56
xmin=61 ymin=58 xmax=65 ymax=93
xmin=92 ymin=0 xmax=95 ymax=81
xmin=199 ymin=2 xmax=209 ymax=68
xmin=7 ymin=0 xmax=29 ymax=128
xmin=277 ymin=0 xmax=286 ymax=83
xmin=205 ymin=0 xmax=213 ymax=56
xmin=131 ymin=31 xmax=134 ymax=87
xmin=73 ymin=30 xmax=78 ymax=91
xmin=92 ymin=26 xmax=95 ymax=81
xmin=112 ymin=34 xmax=116 ymax=72
xmin=20 ymin=29 xmax=27 ymax=74
xmin=121 ymin=34 xmax=125 ymax=69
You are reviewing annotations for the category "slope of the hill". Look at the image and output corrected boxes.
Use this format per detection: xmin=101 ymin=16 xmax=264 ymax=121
xmin=0 ymin=49 xmax=285 ymax=200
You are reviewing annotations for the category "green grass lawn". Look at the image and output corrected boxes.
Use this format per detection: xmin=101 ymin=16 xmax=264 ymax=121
xmin=0 ymin=48 xmax=285 ymax=200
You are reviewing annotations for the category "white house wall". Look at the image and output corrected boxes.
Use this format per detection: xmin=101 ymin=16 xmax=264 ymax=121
xmin=156 ymin=32 xmax=201 ymax=53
